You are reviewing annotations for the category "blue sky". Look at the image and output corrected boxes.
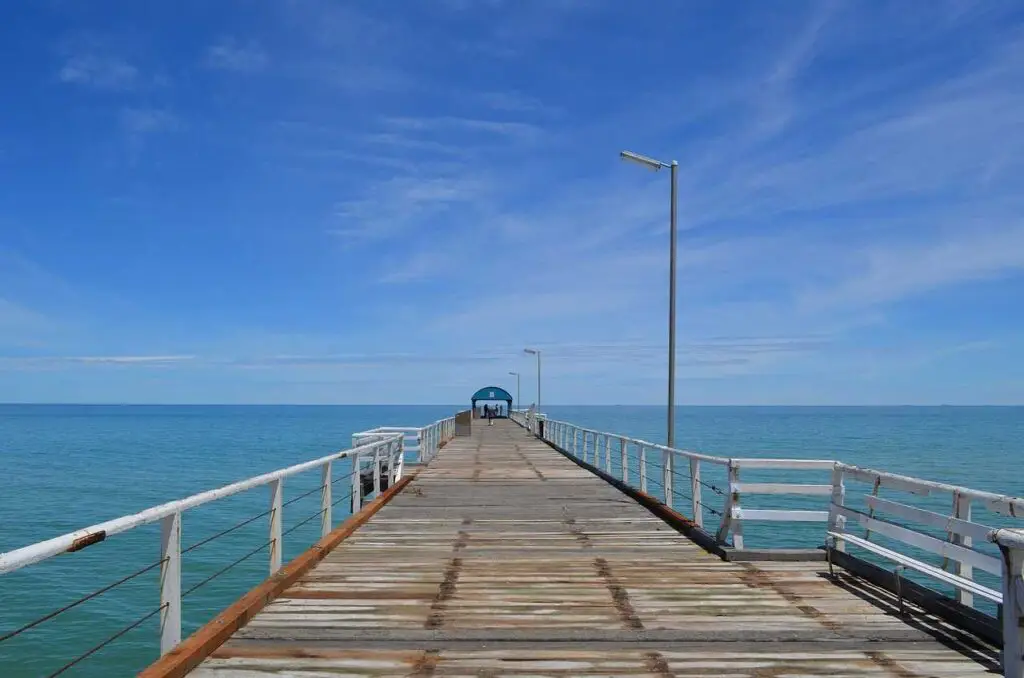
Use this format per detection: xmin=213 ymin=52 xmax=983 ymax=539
xmin=1 ymin=0 xmax=1023 ymax=405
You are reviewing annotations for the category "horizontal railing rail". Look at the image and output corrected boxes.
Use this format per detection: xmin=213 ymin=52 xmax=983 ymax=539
xmin=533 ymin=416 xmax=833 ymax=544
xmin=829 ymin=462 xmax=1024 ymax=609
xmin=519 ymin=414 xmax=1024 ymax=678
xmin=354 ymin=414 xmax=456 ymax=464
xmin=0 ymin=430 xmax=412 ymax=676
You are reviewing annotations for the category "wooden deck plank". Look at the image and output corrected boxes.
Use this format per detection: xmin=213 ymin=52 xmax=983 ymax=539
xmin=192 ymin=419 xmax=1000 ymax=676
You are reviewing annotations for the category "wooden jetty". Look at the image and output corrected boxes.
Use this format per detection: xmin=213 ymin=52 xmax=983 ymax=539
xmin=147 ymin=419 xmax=1005 ymax=677
xmin=3 ymin=409 xmax=1023 ymax=677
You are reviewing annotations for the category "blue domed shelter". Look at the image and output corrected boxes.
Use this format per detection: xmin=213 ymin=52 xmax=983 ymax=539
xmin=471 ymin=386 xmax=513 ymax=418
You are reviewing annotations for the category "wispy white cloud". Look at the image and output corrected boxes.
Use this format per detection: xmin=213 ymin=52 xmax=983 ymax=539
xmin=474 ymin=90 xmax=553 ymax=114
xmin=69 ymin=355 xmax=194 ymax=364
xmin=120 ymin=108 xmax=177 ymax=135
xmin=275 ymin=1 xmax=414 ymax=92
xmin=119 ymin=107 xmax=178 ymax=160
xmin=377 ymin=249 xmax=452 ymax=285
xmin=204 ymin=37 xmax=268 ymax=72
xmin=383 ymin=116 xmax=543 ymax=142
xmin=59 ymin=54 xmax=138 ymax=89
xmin=329 ymin=175 xmax=489 ymax=241
xmin=1 ymin=355 xmax=195 ymax=370
xmin=754 ymin=1 xmax=838 ymax=137
xmin=800 ymin=224 xmax=1024 ymax=312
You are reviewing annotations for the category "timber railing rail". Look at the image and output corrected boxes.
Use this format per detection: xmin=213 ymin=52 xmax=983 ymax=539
xmin=0 ymin=415 xmax=456 ymax=677
xmin=515 ymin=412 xmax=1024 ymax=677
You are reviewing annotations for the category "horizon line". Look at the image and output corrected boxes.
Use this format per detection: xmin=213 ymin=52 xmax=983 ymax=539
xmin=1 ymin=402 xmax=1021 ymax=408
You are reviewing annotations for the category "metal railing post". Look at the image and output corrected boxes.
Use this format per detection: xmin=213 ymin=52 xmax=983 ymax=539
xmin=320 ymin=461 xmax=332 ymax=538
xmin=351 ymin=455 xmax=361 ymax=513
xmin=663 ymin=449 xmax=673 ymax=508
xmin=620 ymin=437 xmax=629 ymax=483
xmin=373 ymin=446 xmax=381 ymax=496
xmin=992 ymin=529 xmax=1024 ymax=678
xmin=269 ymin=479 xmax=283 ymax=574
xmin=728 ymin=463 xmax=743 ymax=549
xmin=639 ymin=445 xmax=648 ymax=493
xmin=954 ymin=492 xmax=974 ymax=608
xmin=690 ymin=458 xmax=702 ymax=527
xmin=604 ymin=434 xmax=611 ymax=473
xmin=828 ymin=465 xmax=846 ymax=552
xmin=159 ymin=512 xmax=181 ymax=654
xmin=395 ymin=437 xmax=405 ymax=481
xmin=417 ymin=431 xmax=424 ymax=463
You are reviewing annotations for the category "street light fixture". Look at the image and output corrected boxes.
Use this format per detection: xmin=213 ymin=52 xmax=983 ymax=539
xmin=523 ymin=348 xmax=541 ymax=413
xmin=620 ymin=149 xmax=678 ymax=449
xmin=508 ymin=371 xmax=520 ymax=412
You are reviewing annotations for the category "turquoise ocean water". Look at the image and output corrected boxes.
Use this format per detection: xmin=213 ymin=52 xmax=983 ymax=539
xmin=1 ymin=404 xmax=1022 ymax=676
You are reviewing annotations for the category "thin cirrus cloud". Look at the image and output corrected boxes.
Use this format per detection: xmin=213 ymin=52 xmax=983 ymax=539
xmin=2 ymin=355 xmax=195 ymax=369
xmin=58 ymin=53 xmax=138 ymax=89
xmin=204 ymin=37 xmax=269 ymax=72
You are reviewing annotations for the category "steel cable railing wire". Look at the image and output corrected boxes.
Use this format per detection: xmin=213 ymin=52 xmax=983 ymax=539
xmin=0 ymin=556 xmax=167 ymax=645
xmin=281 ymin=483 xmax=327 ymax=508
xmin=331 ymin=468 xmax=358 ymax=485
xmin=666 ymin=465 xmax=727 ymax=496
xmin=182 ymin=538 xmax=275 ymax=599
xmin=183 ymin=488 xmax=358 ymax=599
xmin=183 ymin=493 xmax=308 ymax=599
xmin=281 ymin=509 xmax=327 ymax=539
xmin=622 ymin=465 xmax=726 ymax=519
xmin=671 ymin=467 xmax=729 ymax=516
xmin=4 ymin=465 xmax=368 ymax=675
xmin=668 ymin=485 xmax=724 ymax=517
xmin=44 ymin=603 xmax=167 ymax=678
xmin=331 ymin=490 xmax=355 ymax=508
xmin=668 ymin=467 xmax=727 ymax=516
xmin=182 ymin=507 xmax=274 ymax=555
xmin=182 ymin=474 xmax=357 ymax=555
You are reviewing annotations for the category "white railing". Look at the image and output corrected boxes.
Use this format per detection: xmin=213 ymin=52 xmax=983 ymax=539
xmin=0 ymin=431 xmax=404 ymax=675
xmin=992 ymin=529 xmax=1024 ymax=678
xmin=534 ymin=417 xmax=832 ymax=545
xmin=828 ymin=464 xmax=1024 ymax=606
xmin=354 ymin=414 xmax=456 ymax=465
xmin=520 ymin=415 xmax=1024 ymax=677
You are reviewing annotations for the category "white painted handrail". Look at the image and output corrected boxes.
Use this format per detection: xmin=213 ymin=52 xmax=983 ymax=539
xmin=355 ymin=414 xmax=456 ymax=464
xmin=0 ymin=435 xmax=401 ymax=575
xmin=534 ymin=416 xmax=834 ymax=547
xmin=518 ymin=413 xmax=1024 ymax=678
xmin=0 ymin=431 xmax=403 ymax=660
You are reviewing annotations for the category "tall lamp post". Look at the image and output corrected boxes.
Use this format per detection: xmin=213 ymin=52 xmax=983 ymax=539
xmin=620 ymin=149 xmax=678 ymax=449
xmin=523 ymin=348 xmax=541 ymax=413
xmin=508 ymin=371 xmax=520 ymax=412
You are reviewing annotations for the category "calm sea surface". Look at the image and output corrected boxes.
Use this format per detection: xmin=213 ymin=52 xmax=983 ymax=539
xmin=1 ymin=404 xmax=1022 ymax=676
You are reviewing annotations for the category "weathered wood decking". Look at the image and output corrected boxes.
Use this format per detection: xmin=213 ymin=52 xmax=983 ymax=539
xmin=192 ymin=420 xmax=1000 ymax=676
